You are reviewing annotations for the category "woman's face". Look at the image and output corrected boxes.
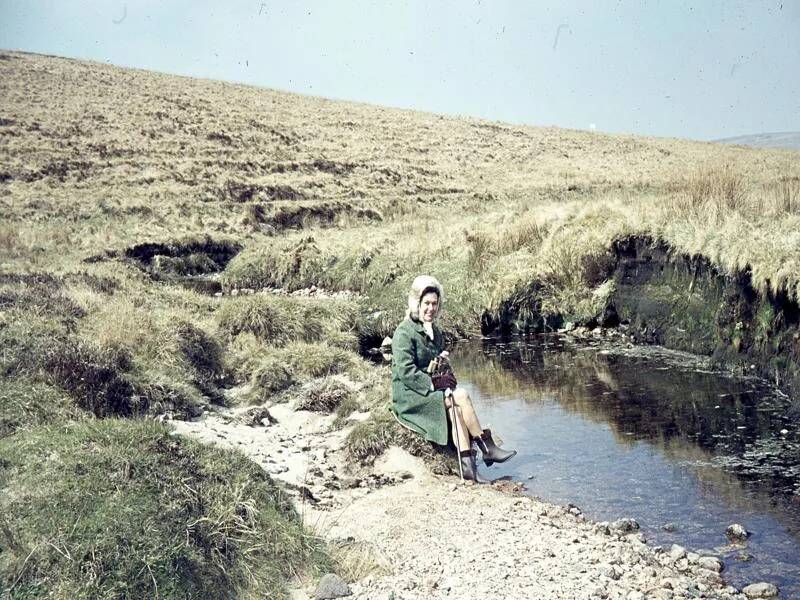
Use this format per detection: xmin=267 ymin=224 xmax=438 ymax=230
xmin=420 ymin=292 xmax=439 ymax=322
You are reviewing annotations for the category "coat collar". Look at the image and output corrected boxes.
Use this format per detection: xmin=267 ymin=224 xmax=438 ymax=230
xmin=408 ymin=317 xmax=425 ymax=333
xmin=407 ymin=317 xmax=436 ymax=339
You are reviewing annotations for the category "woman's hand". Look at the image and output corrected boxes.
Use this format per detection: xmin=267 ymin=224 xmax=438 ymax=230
xmin=432 ymin=372 xmax=457 ymax=391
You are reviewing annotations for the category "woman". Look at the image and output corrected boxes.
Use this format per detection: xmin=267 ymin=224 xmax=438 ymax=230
xmin=390 ymin=275 xmax=516 ymax=483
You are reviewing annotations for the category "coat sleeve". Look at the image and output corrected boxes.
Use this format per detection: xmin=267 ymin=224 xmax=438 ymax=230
xmin=393 ymin=325 xmax=434 ymax=396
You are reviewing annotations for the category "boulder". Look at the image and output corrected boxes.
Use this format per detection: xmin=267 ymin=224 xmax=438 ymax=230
xmin=697 ymin=556 xmax=723 ymax=573
xmin=669 ymin=544 xmax=687 ymax=561
xmin=314 ymin=573 xmax=352 ymax=599
xmin=725 ymin=523 xmax=750 ymax=542
xmin=610 ymin=518 xmax=640 ymax=533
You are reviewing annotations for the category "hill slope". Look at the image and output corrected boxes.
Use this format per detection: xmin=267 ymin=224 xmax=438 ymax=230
xmin=715 ymin=132 xmax=800 ymax=150
xmin=1 ymin=49 xmax=798 ymax=262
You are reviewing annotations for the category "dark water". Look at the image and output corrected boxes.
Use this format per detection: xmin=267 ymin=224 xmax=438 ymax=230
xmin=451 ymin=336 xmax=800 ymax=596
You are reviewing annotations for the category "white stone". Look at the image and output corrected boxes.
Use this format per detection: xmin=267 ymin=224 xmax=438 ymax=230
xmin=742 ymin=582 xmax=779 ymax=598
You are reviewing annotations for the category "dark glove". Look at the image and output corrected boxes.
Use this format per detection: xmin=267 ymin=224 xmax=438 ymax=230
xmin=432 ymin=372 xmax=457 ymax=391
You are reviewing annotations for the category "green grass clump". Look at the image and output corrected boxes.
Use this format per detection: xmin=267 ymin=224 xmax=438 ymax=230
xmin=344 ymin=408 xmax=456 ymax=474
xmin=41 ymin=337 xmax=146 ymax=417
xmin=0 ymin=420 xmax=330 ymax=599
xmin=0 ymin=377 xmax=87 ymax=438
xmin=221 ymin=237 xmax=324 ymax=291
xmin=76 ymin=292 xmax=227 ymax=412
xmin=252 ymin=354 xmax=296 ymax=396
xmin=2 ymin=307 xmax=211 ymax=419
xmin=295 ymin=376 xmax=356 ymax=413
xmin=216 ymin=294 xmax=357 ymax=347
xmin=252 ymin=342 xmax=367 ymax=403
xmin=0 ymin=283 xmax=85 ymax=320
xmin=280 ymin=341 xmax=364 ymax=379
xmin=332 ymin=396 xmax=362 ymax=428
xmin=228 ymin=333 xmax=370 ymax=405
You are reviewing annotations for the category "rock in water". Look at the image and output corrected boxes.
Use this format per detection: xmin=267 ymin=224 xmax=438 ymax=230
xmin=610 ymin=518 xmax=640 ymax=533
xmin=742 ymin=582 xmax=779 ymax=598
xmin=314 ymin=573 xmax=352 ymax=599
xmin=725 ymin=523 xmax=750 ymax=542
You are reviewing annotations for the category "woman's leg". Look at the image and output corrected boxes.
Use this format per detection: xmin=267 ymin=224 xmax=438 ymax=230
xmin=451 ymin=388 xmax=483 ymax=438
xmin=447 ymin=401 xmax=489 ymax=483
xmin=444 ymin=393 xmax=472 ymax=451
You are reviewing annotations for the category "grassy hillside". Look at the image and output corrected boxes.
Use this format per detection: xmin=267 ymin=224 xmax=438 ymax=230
xmin=1 ymin=50 xmax=800 ymax=596
xmin=716 ymin=132 xmax=800 ymax=151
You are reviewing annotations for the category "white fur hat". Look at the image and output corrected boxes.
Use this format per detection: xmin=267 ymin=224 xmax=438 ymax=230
xmin=407 ymin=275 xmax=444 ymax=321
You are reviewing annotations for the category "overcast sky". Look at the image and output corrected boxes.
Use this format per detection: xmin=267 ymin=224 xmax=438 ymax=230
xmin=1 ymin=0 xmax=798 ymax=140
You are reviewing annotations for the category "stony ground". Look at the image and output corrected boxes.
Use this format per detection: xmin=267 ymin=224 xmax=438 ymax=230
xmin=169 ymin=396 xmax=778 ymax=600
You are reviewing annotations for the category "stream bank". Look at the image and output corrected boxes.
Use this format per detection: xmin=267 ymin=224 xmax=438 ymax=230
xmin=171 ymin=394 xmax=775 ymax=599
xmin=489 ymin=235 xmax=800 ymax=404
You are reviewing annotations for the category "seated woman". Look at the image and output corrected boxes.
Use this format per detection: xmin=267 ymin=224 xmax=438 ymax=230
xmin=390 ymin=275 xmax=516 ymax=483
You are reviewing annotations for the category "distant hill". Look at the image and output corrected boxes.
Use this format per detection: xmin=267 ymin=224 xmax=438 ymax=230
xmin=714 ymin=132 xmax=800 ymax=150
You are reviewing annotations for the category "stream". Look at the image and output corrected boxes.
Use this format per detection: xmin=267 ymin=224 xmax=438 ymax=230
xmin=451 ymin=335 xmax=800 ymax=596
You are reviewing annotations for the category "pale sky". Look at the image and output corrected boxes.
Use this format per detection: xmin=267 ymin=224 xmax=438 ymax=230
xmin=1 ymin=0 xmax=798 ymax=140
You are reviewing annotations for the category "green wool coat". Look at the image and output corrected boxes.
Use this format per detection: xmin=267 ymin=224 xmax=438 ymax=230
xmin=390 ymin=317 xmax=448 ymax=446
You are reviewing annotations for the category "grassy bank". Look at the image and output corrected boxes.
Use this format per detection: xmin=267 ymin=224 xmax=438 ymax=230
xmin=1 ymin=50 xmax=800 ymax=595
xmin=0 ymin=420 xmax=329 ymax=599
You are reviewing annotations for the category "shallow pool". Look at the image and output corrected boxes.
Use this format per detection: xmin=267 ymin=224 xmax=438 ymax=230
xmin=451 ymin=335 xmax=800 ymax=596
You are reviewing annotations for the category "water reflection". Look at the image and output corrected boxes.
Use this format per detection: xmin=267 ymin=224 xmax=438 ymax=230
xmin=451 ymin=336 xmax=800 ymax=595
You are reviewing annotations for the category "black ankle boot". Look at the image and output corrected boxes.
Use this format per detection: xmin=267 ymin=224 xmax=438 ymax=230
xmin=475 ymin=429 xmax=517 ymax=466
xmin=459 ymin=450 xmax=490 ymax=484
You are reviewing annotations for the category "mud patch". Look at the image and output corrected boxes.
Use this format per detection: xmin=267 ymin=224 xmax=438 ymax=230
xmin=23 ymin=159 xmax=94 ymax=183
xmin=246 ymin=202 xmax=382 ymax=231
xmin=124 ymin=235 xmax=241 ymax=277
xmin=310 ymin=159 xmax=356 ymax=176
xmin=212 ymin=180 xmax=306 ymax=203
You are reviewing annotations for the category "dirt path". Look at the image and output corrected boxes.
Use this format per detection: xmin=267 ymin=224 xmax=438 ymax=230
xmin=171 ymin=402 xmax=758 ymax=600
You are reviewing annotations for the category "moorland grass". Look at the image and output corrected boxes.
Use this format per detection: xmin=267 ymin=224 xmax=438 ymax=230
xmin=231 ymin=337 xmax=371 ymax=405
xmin=0 ymin=420 xmax=330 ymax=599
xmin=216 ymin=294 xmax=358 ymax=349
xmin=2 ymin=51 xmax=800 ymax=596
xmin=0 ymin=377 xmax=87 ymax=439
xmin=294 ymin=375 xmax=357 ymax=413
